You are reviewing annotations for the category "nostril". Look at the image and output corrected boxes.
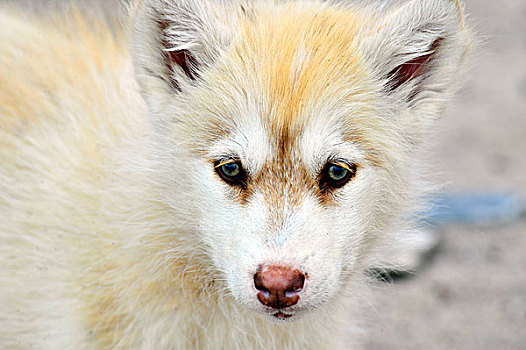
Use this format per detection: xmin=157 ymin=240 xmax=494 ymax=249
xmin=253 ymin=265 xmax=305 ymax=309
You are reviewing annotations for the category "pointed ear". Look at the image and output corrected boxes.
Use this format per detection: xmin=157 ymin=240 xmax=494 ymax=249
xmin=361 ymin=0 xmax=472 ymax=122
xmin=130 ymin=0 xmax=236 ymax=108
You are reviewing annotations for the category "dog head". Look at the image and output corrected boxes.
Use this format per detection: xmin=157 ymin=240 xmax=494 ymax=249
xmin=131 ymin=0 xmax=471 ymax=321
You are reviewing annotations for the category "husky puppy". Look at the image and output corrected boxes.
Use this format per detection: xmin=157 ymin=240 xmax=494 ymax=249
xmin=0 ymin=0 xmax=471 ymax=348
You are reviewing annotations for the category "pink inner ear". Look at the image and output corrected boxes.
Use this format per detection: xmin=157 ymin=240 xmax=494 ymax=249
xmin=165 ymin=49 xmax=198 ymax=81
xmin=387 ymin=38 xmax=443 ymax=94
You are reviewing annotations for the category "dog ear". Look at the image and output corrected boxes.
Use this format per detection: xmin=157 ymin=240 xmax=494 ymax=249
xmin=361 ymin=0 xmax=472 ymax=130
xmin=130 ymin=0 xmax=238 ymax=108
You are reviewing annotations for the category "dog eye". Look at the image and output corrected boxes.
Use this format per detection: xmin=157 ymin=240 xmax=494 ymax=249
xmin=214 ymin=160 xmax=247 ymax=189
xmin=320 ymin=161 xmax=356 ymax=192
xmin=219 ymin=162 xmax=241 ymax=178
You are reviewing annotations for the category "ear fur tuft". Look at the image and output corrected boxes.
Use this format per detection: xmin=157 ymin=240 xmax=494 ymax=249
xmin=156 ymin=17 xmax=199 ymax=91
xmin=361 ymin=0 xmax=472 ymax=108
xmin=130 ymin=0 xmax=237 ymax=108
xmin=354 ymin=0 xmax=472 ymax=139
xmin=386 ymin=37 xmax=444 ymax=101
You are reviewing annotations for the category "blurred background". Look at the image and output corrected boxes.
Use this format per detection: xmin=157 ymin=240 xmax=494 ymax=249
xmin=4 ymin=0 xmax=525 ymax=348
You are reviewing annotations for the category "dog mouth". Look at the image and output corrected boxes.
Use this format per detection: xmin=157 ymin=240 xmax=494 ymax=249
xmin=271 ymin=310 xmax=295 ymax=321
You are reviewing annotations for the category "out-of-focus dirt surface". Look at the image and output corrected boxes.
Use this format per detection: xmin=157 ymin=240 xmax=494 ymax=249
xmin=364 ymin=1 xmax=526 ymax=349
xmin=3 ymin=0 xmax=525 ymax=348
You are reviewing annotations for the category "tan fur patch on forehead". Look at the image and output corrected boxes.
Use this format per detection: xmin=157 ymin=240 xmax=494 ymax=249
xmin=235 ymin=2 xmax=368 ymax=134
xmin=222 ymin=3 xmax=378 ymax=209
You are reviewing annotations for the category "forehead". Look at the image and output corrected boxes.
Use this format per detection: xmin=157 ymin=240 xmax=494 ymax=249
xmin=234 ymin=3 xmax=369 ymax=131
xmin=195 ymin=2 xmax=386 ymax=167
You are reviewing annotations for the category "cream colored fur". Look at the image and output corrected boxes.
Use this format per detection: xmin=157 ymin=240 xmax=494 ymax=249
xmin=0 ymin=0 xmax=472 ymax=348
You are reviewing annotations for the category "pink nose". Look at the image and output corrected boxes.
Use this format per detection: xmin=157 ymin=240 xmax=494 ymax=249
xmin=253 ymin=266 xmax=305 ymax=309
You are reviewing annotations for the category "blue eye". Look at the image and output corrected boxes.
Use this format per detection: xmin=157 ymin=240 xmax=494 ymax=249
xmin=214 ymin=160 xmax=247 ymax=189
xmin=320 ymin=161 xmax=356 ymax=192
xmin=221 ymin=163 xmax=241 ymax=178
xmin=328 ymin=164 xmax=349 ymax=182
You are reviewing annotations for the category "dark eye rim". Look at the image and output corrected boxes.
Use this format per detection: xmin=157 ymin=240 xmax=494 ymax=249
xmin=214 ymin=159 xmax=248 ymax=190
xmin=319 ymin=160 xmax=357 ymax=193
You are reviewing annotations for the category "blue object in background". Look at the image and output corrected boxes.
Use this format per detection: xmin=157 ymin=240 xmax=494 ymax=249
xmin=420 ymin=192 xmax=525 ymax=227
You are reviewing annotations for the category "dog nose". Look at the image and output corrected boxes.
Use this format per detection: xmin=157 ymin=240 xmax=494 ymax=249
xmin=253 ymin=266 xmax=305 ymax=309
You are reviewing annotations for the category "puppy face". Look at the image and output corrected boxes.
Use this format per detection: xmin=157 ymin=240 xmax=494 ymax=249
xmin=132 ymin=0 xmax=470 ymax=320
